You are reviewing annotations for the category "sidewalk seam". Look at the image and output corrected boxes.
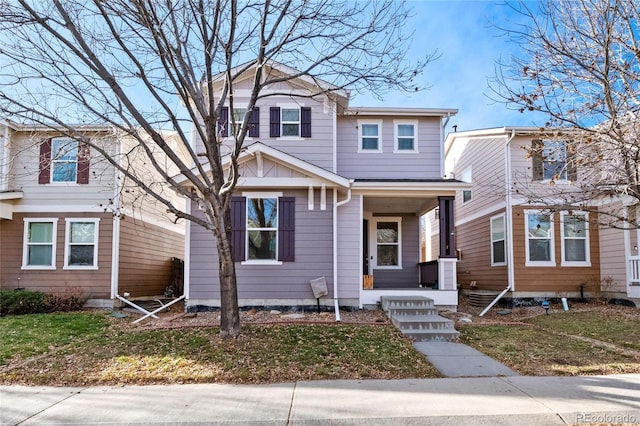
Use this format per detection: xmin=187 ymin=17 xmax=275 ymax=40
xmin=286 ymin=381 xmax=297 ymax=426
xmin=499 ymin=377 xmax=570 ymax=425
xmin=14 ymin=387 xmax=89 ymax=425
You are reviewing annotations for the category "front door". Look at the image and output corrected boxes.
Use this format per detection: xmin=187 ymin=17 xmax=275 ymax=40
xmin=363 ymin=219 xmax=369 ymax=274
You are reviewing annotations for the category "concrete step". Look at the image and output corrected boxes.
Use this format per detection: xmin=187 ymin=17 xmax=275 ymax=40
xmin=380 ymin=296 xmax=435 ymax=312
xmin=403 ymin=329 xmax=460 ymax=342
xmin=385 ymin=307 xmax=439 ymax=317
xmin=391 ymin=315 xmax=457 ymax=331
xmin=381 ymin=296 xmax=459 ymax=342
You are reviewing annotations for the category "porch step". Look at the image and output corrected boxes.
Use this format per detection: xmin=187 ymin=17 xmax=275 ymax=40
xmin=381 ymin=296 xmax=459 ymax=342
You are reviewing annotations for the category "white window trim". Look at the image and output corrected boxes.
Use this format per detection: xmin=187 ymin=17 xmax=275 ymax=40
xmin=393 ymin=120 xmax=419 ymax=153
xmin=226 ymin=105 xmax=254 ymax=141
xmin=51 ymin=137 xmax=79 ymax=184
xmin=22 ymin=218 xmax=58 ymax=270
xmin=242 ymin=193 xmax=282 ymax=264
xmin=524 ymin=210 xmax=556 ymax=267
xmin=372 ymin=217 xmax=402 ymax=270
xmin=277 ymin=103 xmax=304 ymax=140
xmin=461 ymin=167 xmax=472 ymax=204
xmin=357 ymin=119 xmax=383 ymax=153
xmin=63 ymin=218 xmax=100 ymax=270
xmin=560 ymin=211 xmax=591 ymax=267
xmin=490 ymin=213 xmax=507 ymax=267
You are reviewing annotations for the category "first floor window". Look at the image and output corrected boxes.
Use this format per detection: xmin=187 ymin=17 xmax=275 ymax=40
xmin=65 ymin=219 xmax=99 ymax=268
xmin=376 ymin=219 xmax=401 ymax=267
xmin=561 ymin=212 xmax=590 ymax=265
xmin=490 ymin=214 xmax=506 ymax=265
xmin=525 ymin=211 xmax=554 ymax=265
xmin=23 ymin=219 xmax=57 ymax=268
xmin=247 ymin=197 xmax=278 ymax=260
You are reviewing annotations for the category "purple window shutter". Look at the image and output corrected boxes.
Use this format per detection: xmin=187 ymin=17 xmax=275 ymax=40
xmin=248 ymin=107 xmax=260 ymax=137
xmin=231 ymin=197 xmax=246 ymax=262
xmin=301 ymin=107 xmax=311 ymax=137
xmin=269 ymin=107 xmax=280 ymax=137
xmin=38 ymin=139 xmax=52 ymax=184
xmin=217 ymin=107 xmax=229 ymax=138
xmin=76 ymin=141 xmax=90 ymax=184
xmin=278 ymin=197 xmax=295 ymax=262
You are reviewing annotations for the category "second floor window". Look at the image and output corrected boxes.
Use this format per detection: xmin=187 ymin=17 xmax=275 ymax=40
xmin=52 ymin=138 xmax=79 ymax=182
xmin=394 ymin=122 xmax=417 ymax=152
xmin=532 ymin=139 xmax=576 ymax=181
xmin=269 ymin=106 xmax=311 ymax=138
xmin=39 ymin=137 xmax=90 ymax=184
xmin=359 ymin=121 xmax=381 ymax=152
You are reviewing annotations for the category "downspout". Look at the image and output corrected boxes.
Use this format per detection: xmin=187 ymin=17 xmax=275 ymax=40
xmin=333 ymin=182 xmax=353 ymax=322
xmin=480 ymin=129 xmax=516 ymax=316
xmin=110 ymin=139 xmax=123 ymax=300
xmin=440 ymin=113 xmax=452 ymax=178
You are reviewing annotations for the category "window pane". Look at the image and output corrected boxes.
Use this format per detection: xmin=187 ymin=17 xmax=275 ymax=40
xmin=28 ymin=245 xmax=52 ymax=265
xmin=529 ymin=239 xmax=551 ymax=261
xmin=362 ymin=124 xmax=378 ymax=136
xmin=68 ymin=245 xmax=94 ymax=265
xmin=232 ymin=108 xmax=247 ymax=123
xmin=247 ymin=198 xmax=277 ymax=228
xmin=398 ymin=138 xmax=414 ymax=150
xmin=52 ymin=139 xmax=77 ymax=160
xmin=492 ymin=240 xmax=505 ymax=263
xmin=70 ymin=222 xmax=95 ymax=243
xmin=565 ymin=239 xmax=586 ymax=261
xmin=398 ymin=124 xmax=414 ymax=137
xmin=282 ymin=123 xmax=299 ymax=136
xmin=52 ymin=162 xmax=77 ymax=182
xmin=462 ymin=190 xmax=472 ymax=203
xmin=527 ymin=213 xmax=551 ymax=238
xmin=248 ymin=230 xmax=277 ymax=260
xmin=377 ymin=222 xmax=398 ymax=243
xmin=377 ymin=245 xmax=398 ymax=266
xmin=491 ymin=217 xmax=504 ymax=240
xmin=543 ymin=140 xmax=567 ymax=180
xmin=362 ymin=137 xmax=378 ymax=150
xmin=29 ymin=222 xmax=53 ymax=243
xmin=563 ymin=215 xmax=586 ymax=237
xmin=281 ymin=109 xmax=299 ymax=121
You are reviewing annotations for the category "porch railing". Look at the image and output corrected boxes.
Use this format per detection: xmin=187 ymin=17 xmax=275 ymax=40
xmin=418 ymin=260 xmax=438 ymax=289
xmin=629 ymin=256 xmax=640 ymax=283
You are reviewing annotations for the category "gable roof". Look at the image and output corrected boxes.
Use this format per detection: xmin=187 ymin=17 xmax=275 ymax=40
xmin=175 ymin=141 xmax=351 ymax=188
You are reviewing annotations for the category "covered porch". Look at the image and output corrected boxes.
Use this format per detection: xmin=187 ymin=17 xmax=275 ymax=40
xmin=354 ymin=182 xmax=461 ymax=308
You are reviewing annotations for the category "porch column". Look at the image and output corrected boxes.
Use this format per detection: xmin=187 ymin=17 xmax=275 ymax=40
xmin=438 ymin=196 xmax=456 ymax=258
xmin=437 ymin=196 xmax=457 ymax=291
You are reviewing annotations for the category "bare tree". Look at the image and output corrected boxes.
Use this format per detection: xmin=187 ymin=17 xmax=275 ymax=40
xmin=0 ymin=0 xmax=433 ymax=337
xmin=492 ymin=0 xmax=640 ymax=229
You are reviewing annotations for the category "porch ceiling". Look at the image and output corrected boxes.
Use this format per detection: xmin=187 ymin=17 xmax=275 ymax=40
xmin=364 ymin=196 xmax=438 ymax=214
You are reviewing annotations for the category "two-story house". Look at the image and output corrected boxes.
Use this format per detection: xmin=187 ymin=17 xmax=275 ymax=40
xmin=182 ymin=62 xmax=468 ymax=313
xmin=444 ymin=126 xmax=640 ymax=309
xmin=0 ymin=121 xmax=185 ymax=308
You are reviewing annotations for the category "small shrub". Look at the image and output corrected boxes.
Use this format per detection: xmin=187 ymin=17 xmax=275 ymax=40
xmin=0 ymin=286 xmax=87 ymax=315
xmin=44 ymin=286 xmax=88 ymax=312
xmin=0 ymin=289 xmax=47 ymax=315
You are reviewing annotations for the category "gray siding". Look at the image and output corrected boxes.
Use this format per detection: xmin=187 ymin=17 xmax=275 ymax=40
xmin=373 ymin=214 xmax=420 ymax=287
xmin=336 ymin=115 xmax=442 ymax=179
xmin=337 ymin=193 xmax=361 ymax=298
xmin=189 ymin=189 xmax=335 ymax=301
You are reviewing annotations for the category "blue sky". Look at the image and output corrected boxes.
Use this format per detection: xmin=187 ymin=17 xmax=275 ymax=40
xmin=352 ymin=0 xmax=543 ymax=132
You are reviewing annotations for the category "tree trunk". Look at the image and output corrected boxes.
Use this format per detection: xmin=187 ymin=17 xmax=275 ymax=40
xmin=219 ymin=252 xmax=240 ymax=337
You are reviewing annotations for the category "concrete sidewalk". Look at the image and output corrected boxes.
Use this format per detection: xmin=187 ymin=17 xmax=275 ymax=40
xmin=2 ymin=374 xmax=639 ymax=425
xmin=414 ymin=341 xmax=520 ymax=377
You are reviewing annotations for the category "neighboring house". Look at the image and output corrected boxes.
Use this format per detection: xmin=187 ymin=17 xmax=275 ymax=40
xmin=444 ymin=126 xmax=640 ymax=307
xmin=182 ymin=62 xmax=469 ymax=313
xmin=0 ymin=121 xmax=185 ymax=308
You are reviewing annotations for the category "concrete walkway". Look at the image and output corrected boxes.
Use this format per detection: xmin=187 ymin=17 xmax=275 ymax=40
xmin=414 ymin=341 xmax=519 ymax=377
xmin=2 ymin=375 xmax=639 ymax=425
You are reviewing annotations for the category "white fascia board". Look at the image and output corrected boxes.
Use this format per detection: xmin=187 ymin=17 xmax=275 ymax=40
xmin=352 ymin=180 xmax=471 ymax=192
xmin=344 ymin=107 xmax=458 ymax=117
xmin=0 ymin=191 xmax=24 ymax=200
